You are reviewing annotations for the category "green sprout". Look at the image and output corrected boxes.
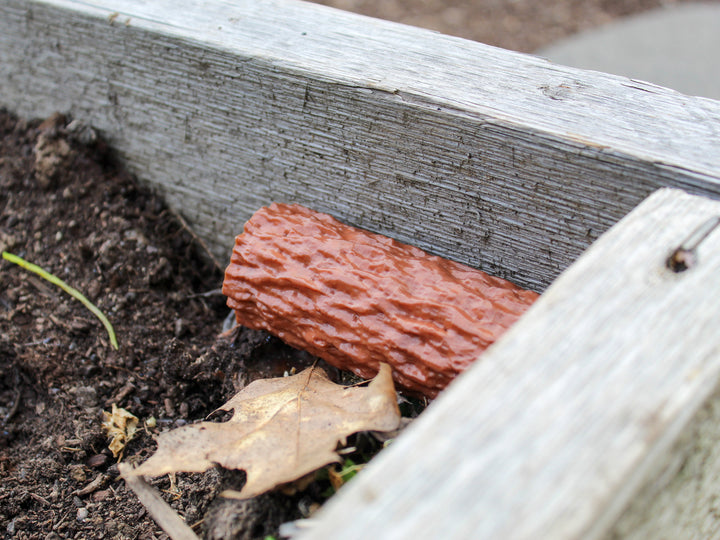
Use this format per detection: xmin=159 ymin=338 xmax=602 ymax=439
xmin=336 ymin=457 xmax=362 ymax=483
xmin=2 ymin=251 xmax=118 ymax=350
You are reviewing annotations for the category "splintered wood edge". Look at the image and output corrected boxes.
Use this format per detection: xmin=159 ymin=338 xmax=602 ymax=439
xmin=301 ymin=188 xmax=720 ymax=540
xmin=1 ymin=1 xmax=720 ymax=291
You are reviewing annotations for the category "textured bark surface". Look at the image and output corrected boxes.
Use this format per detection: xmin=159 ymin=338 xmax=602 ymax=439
xmin=223 ymin=203 xmax=538 ymax=397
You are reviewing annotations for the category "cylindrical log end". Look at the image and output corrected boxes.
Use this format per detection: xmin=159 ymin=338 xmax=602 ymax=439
xmin=223 ymin=203 xmax=538 ymax=398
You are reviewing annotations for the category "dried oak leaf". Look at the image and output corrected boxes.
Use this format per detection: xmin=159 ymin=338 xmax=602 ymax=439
xmin=126 ymin=364 xmax=400 ymax=499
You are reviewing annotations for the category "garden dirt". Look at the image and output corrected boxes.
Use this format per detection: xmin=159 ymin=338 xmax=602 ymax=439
xmin=0 ymin=110 xmax=347 ymax=539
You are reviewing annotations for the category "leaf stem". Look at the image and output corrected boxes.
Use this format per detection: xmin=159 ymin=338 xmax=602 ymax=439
xmin=2 ymin=251 xmax=119 ymax=350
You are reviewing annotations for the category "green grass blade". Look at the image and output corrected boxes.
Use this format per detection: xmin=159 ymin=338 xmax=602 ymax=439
xmin=2 ymin=251 xmax=119 ymax=350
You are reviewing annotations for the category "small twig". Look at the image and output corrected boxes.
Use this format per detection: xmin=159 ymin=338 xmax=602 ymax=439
xmin=119 ymin=463 xmax=200 ymax=540
xmin=189 ymin=518 xmax=205 ymax=530
xmin=4 ymin=388 xmax=21 ymax=424
xmin=73 ymin=474 xmax=107 ymax=497
xmin=25 ymin=275 xmax=55 ymax=298
xmin=2 ymin=251 xmax=118 ymax=350
xmin=186 ymin=288 xmax=223 ymax=299
xmin=168 ymin=208 xmax=223 ymax=273
xmin=27 ymin=492 xmax=51 ymax=506
xmin=104 ymin=380 xmax=137 ymax=407
xmin=343 ymin=379 xmax=372 ymax=389
xmin=22 ymin=337 xmax=55 ymax=347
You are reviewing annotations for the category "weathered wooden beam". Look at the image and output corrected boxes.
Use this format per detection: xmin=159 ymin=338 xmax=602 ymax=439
xmin=303 ymin=188 xmax=720 ymax=539
xmin=1 ymin=1 xmax=719 ymax=291
xmin=606 ymin=383 xmax=720 ymax=539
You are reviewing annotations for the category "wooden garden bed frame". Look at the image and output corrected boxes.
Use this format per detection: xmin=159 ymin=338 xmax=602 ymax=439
xmin=2 ymin=1 xmax=720 ymax=538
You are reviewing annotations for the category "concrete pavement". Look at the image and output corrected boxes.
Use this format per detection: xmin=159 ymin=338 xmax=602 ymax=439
xmin=536 ymin=2 xmax=720 ymax=101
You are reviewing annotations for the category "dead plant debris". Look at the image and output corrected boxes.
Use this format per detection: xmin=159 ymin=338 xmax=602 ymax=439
xmin=102 ymin=404 xmax=139 ymax=459
xmin=125 ymin=364 xmax=400 ymax=500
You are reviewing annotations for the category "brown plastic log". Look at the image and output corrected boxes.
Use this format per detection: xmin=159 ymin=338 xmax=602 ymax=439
xmin=223 ymin=203 xmax=539 ymax=398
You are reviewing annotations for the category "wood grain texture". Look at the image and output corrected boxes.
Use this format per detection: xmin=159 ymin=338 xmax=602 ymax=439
xmin=606 ymin=385 xmax=720 ymax=540
xmin=1 ymin=1 xmax=720 ymax=291
xmin=301 ymin=188 xmax=720 ymax=539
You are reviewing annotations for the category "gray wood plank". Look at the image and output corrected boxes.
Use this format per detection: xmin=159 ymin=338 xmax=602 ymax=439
xmin=1 ymin=0 xmax=720 ymax=291
xmin=302 ymin=188 xmax=720 ymax=539
xmin=606 ymin=384 xmax=720 ymax=539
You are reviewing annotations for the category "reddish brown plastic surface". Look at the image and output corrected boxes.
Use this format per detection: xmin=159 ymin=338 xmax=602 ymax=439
xmin=223 ymin=203 xmax=539 ymax=398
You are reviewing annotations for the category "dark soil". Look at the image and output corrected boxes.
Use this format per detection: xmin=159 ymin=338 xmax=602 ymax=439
xmin=0 ymin=110 xmax=354 ymax=539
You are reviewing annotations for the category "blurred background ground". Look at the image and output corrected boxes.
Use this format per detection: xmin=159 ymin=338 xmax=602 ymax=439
xmin=310 ymin=0 xmax=702 ymax=53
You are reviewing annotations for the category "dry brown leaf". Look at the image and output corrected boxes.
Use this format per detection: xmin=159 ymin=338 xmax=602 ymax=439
xmin=102 ymin=404 xmax=139 ymax=458
xmin=126 ymin=363 xmax=400 ymax=499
